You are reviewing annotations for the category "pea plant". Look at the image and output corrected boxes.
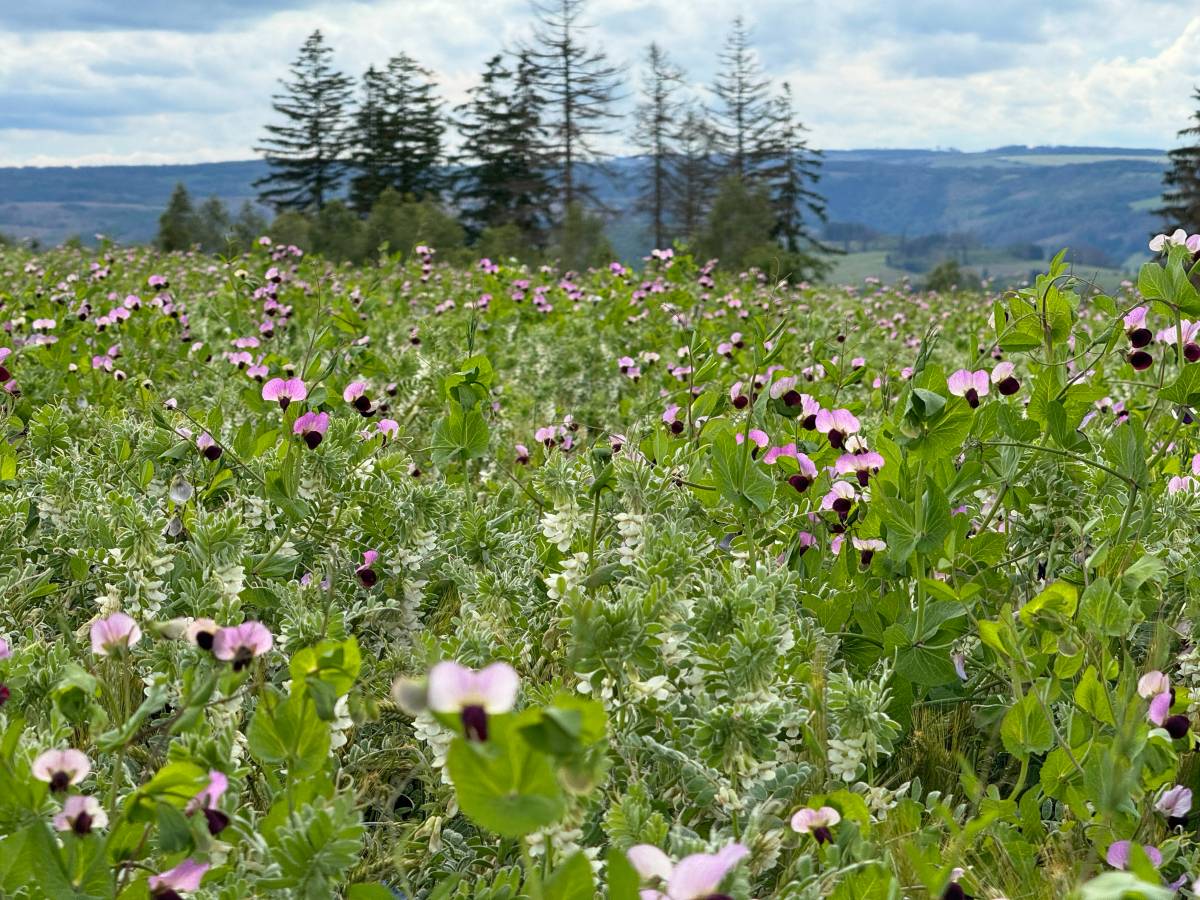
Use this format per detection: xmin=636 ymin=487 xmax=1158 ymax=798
xmin=0 ymin=233 xmax=1198 ymax=899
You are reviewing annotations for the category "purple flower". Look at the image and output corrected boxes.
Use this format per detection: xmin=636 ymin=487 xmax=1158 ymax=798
xmin=356 ymin=550 xmax=379 ymax=588
xmin=1106 ymin=840 xmax=1162 ymax=869
xmin=53 ymin=795 xmax=107 ymax=835
xmin=262 ymin=377 xmax=307 ymax=409
xmin=90 ymin=613 xmax=141 ymax=656
xmin=33 ymin=749 xmax=90 ymax=792
xmin=427 ymin=661 xmax=519 ymax=742
xmin=343 ymin=381 xmax=372 ymax=414
xmin=149 ymin=858 xmax=209 ymax=897
xmin=212 ymin=622 xmax=273 ymax=671
xmin=991 ymin=361 xmax=1021 ymax=396
xmin=186 ymin=770 xmax=230 ymax=835
xmin=293 ymin=411 xmax=329 ymax=449
xmin=791 ymin=806 xmax=841 ymax=844
xmin=1138 ymin=671 xmax=1170 ymax=699
xmin=627 ymin=843 xmax=748 ymax=900
xmin=1156 ymin=784 xmax=1192 ymax=820
xmin=815 ymin=408 xmax=860 ymax=448
xmin=948 ymin=369 xmax=990 ymax=408
xmin=196 ymin=432 xmax=222 ymax=461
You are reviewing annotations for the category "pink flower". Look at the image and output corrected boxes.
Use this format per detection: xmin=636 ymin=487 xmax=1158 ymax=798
xmin=814 ymin=408 xmax=860 ymax=448
xmin=33 ymin=749 xmax=91 ymax=792
xmin=1106 ymin=840 xmax=1162 ymax=870
xmin=627 ymin=843 xmax=748 ymax=900
xmin=186 ymin=770 xmax=230 ymax=835
xmin=196 ymin=432 xmax=222 ymax=461
xmin=212 ymin=622 xmax=273 ymax=671
xmin=90 ymin=613 xmax=141 ymax=656
xmin=991 ymin=361 xmax=1020 ymax=396
xmin=293 ymin=411 xmax=330 ymax=449
xmin=262 ymin=377 xmax=307 ymax=409
xmin=1156 ymin=784 xmax=1192 ymax=819
xmin=791 ymin=806 xmax=841 ymax=843
xmin=356 ymin=550 xmax=380 ymax=588
xmin=835 ymin=450 xmax=885 ymax=486
xmin=735 ymin=429 xmax=769 ymax=450
xmin=0 ymin=636 xmax=9 ymax=659
xmin=662 ymin=404 xmax=683 ymax=434
xmin=427 ymin=661 xmax=520 ymax=742
xmin=821 ymin=480 xmax=857 ymax=518
xmin=852 ymin=537 xmax=886 ymax=566
xmin=53 ymin=795 xmax=107 ymax=835
xmin=343 ymin=381 xmax=371 ymax=413
xmin=515 ymin=443 xmax=530 ymax=465
xmin=1149 ymin=229 xmax=1187 ymax=252
xmin=1138 ymin=671 xmax=1170 ymax=699
xmin=948 ymin=369 xmax=990 ymax=408
xmin=149 ymin=859 xmax=210 ymax=896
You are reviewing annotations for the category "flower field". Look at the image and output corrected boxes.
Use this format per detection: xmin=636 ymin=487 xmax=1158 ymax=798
xmin=2 ymin=236 xmax=1200 ymax=899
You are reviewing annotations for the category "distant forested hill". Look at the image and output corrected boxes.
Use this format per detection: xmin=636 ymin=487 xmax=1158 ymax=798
xmin=0 ymin=147 xmax=1165 ymax=268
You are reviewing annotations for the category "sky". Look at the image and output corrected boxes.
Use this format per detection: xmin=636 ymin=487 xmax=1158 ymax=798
xmin=1 ymin=0 xmax=1199 ymax=167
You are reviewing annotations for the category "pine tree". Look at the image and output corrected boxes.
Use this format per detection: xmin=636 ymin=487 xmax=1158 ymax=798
xmin=230 ymin=201 xmax=269 ymax=250
xmin=1157 ymin=87 xmax=1200 ymax=233
xmin=711 ymin=17 xmax=777 ymax=181
xmin=760 ymin=83 xmax=829 ymax=258
xmin=453 ymin=53 xmax=552 ymax=245
xmin=521 ymin=0 xmax=623 ymax=210
xmin=632 ymin=43 xmax=684 ymax=249
xmin=157 ymin=183 xmax=198 ymax=251
xmin=349 ymin=54 xmax=444 ymax=212
xmin=667 ymin=106 xmax=719 ymax=244
xmin=254 ymin=30 xmax=354 ymax=211
xmin=348 ymin=66 xmax=392 ymax=213
xmin=194 ymin=196 xmax=232 ymax=253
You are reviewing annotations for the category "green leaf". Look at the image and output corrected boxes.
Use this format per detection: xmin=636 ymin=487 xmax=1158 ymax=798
xmin=431 ymin=403 xmax=490 ymax=466
xmin=446 ymin=719 xmax=565 ymax=837
xmin=710 ymin=432 xmax=774 ymax=514
xmin=1001 ymin=690 xmax=1053 ymax=759
xmin=247 ymin=687 xmax=331 ymax=777
xmin=543 ymin=852 xmax=595 ymax=900
xmin=606 ymin=849 xmax=641 ymax=900
xmin=1078 ymin=577 xmax=1131 ymax=636
xmin=348 ymin=885 xmax=397 ymax=900
xmin=1103 ymin=421 xmax=1147 ymax=486
xmin=1074 ymin=666 xmax=1115 ymax=726
xmin=1019 ymin=581 xmax=1078 ymax=626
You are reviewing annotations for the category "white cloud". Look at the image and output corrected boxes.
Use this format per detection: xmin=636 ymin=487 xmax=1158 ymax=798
xmin=0 ymin=0 xmax=1198 ymax=165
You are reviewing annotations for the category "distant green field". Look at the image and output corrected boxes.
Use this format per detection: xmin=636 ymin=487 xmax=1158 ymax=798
xmin=823 ymin=250 xmax=1131 ymax=292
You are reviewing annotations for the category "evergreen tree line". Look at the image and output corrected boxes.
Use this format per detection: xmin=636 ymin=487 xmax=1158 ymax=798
xmin=209 ymin=1 xmax=831 ymax=275
xmin=1158 ymin=87 xmax=1200 ymax=236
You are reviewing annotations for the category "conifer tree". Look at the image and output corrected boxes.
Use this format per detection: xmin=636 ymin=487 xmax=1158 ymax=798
xmin=632 ymin=43 xmax=684 ymax=249
xmin=254 ymin=30 xmax=354 ymax=211
xmin=157 ymin=183 xmax=197 ymax=251
xmin=760 ymin=83 xmax=829 ymax=258
xmin=1157 ymin=87 xmax=1200 ymax=233
xmin=711 ymin=17 xmax=777 ymax=181
xmin=453 ymin=53 xmax=552 ymax=245
xmin=350 ymin=54 xmax=444 ymax=211
xmin=194 ymin=196 xmax=232 ymax=253
xmin=667 ymin=106 xmax=719 ymax=245
xmin=521 ymin=0 xmax=623 ymax=210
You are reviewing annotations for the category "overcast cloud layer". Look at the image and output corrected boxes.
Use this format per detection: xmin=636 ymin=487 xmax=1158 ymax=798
xmin=1 ymin=0 xmax=1198 ymax=166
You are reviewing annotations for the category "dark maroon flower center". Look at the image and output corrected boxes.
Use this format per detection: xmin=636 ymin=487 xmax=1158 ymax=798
xmin=232 ymin=646 xmax=254 ymax=672
xmin=801 ymin=414 xmax=817 ymax=430
xmin=0 ymin=683 xmax=9 ymax=707
xmin=964 ymin=389 xmax=979 ymax=408
xmin=832 ymin=497 xmax=852 ymax=517
xmin=204 ymin=807 xmax=230 ymax=835
xmin=1186 ymin=342 xmax=1200 ymax=363
xmin=358 ymin=567 xmax=378 ymax=588
xmin=49 ymin=771 xmax=70 ymax=792
xmin=1129 ymin=327 xmax=1152 ymax=348
xmin=72 ymin=811 xmax=93 ymax=835
xmin=195 ymin=630 xmax=215 ymax=651
xmin=1166 ymin=714 xmax=1191 ymax=739
xmin=997 ymin=376 xmax=1020 ymax=396
xmin=813 ymin=825 xmax=833 ymax=844
xmin=203 ymin=445 xmax=223 ymax=461
xmin=669 ymin=421 xmax=684 ymax=435
xmin=303 ymin=431 xmax=323 ymax=449
xmin=788 ymin=474 xmax=811 ymax=493
xmin=859 ymin=550 xmax=874 ymax=567
xmin=732 ymin=394 xmax=749 ymax=409
xmin=782 ymin=389 xmax=802 ymax=407
xmin=1129 ymin=350 xmax=1153 ymax=371
xmin=353 ymin=395 xmax=371 ymax=413
xmin=461 ymin=705 xmax=489 ymax=742
xmin=828 ymin=429 xmax=845 ymax=449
